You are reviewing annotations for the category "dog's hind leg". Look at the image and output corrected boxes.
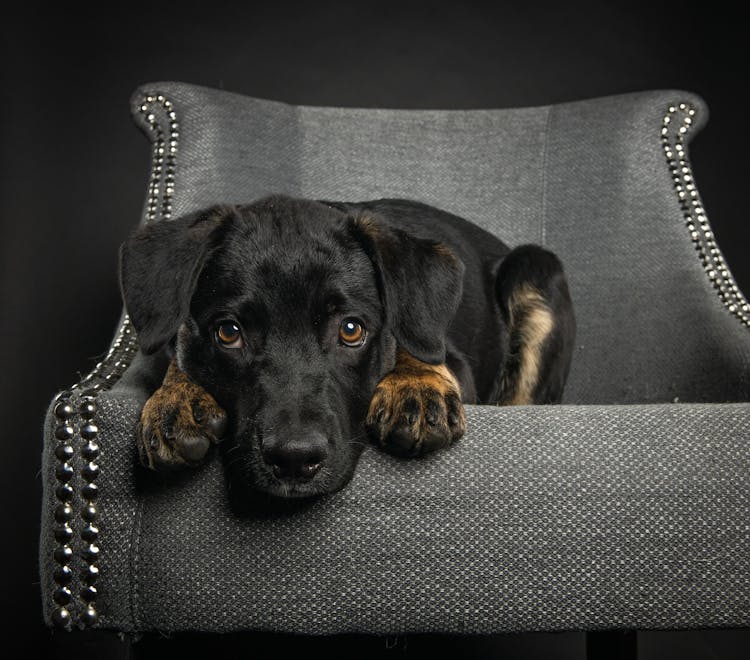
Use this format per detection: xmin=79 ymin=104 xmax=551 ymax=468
xmin=494 ymin=245 xmax=576 ymax=405
xmin=137 ymin=360 xmax=228 ymax=470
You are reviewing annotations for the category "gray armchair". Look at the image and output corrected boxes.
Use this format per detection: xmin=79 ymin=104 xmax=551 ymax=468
xmin=40 ymin=82 xmax=749 ymax=650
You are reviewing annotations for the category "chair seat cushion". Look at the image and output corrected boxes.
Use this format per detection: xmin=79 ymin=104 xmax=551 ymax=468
xmin=42 ymin=386 xmax=750 ymax=633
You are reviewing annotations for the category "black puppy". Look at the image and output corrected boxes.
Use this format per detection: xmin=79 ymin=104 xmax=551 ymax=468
xmin=120 ymin=196 xmax=575 ymax=501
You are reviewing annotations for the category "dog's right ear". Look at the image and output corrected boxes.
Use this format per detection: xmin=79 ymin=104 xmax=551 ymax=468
xmin=348 ymin=213 xmax=465 ymax=365
xmin=119 ymin=207 xmax=233 ymax=354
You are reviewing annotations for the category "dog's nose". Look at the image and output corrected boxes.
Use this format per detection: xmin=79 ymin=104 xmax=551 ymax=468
xmin=262 ymin=432 xmax=327 ymax=481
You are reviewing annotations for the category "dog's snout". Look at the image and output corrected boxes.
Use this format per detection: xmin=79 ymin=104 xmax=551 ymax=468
xmin=262 ymin=432 xmax=328 ymax=481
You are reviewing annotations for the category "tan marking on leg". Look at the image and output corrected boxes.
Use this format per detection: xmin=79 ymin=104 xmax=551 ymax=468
xmin=501 ymin=285 xmax=555 ymax=405
xmin=138 ymin=360 xmax=227 ymax=469
xmin=366 ymin=350 xmax=466 ymax=456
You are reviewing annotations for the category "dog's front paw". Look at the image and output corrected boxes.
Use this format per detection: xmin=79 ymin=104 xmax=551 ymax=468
xmin=137 ymin=362 xmax=227 ymax=470
xmin=366 ymin=351 xmax=466 ymax=457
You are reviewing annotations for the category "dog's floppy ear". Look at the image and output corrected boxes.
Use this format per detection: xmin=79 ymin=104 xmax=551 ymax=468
xmin=119 ymin=207 xmax=233 ymax=354
xmin=349 ymin=214 xmax=465 ymax=364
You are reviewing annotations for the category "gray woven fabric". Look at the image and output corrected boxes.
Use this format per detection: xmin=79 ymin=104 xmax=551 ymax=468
xmin=40 ymin=83 xmax=750 ymax=634
xmin=42 ymin=388 xmax=750 ymax=633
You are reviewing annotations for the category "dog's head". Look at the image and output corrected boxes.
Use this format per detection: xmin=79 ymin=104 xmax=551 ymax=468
xmin=120 ymin=196 xmax=464 ymax=501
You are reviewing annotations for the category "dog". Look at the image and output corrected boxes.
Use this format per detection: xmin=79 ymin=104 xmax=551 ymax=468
xmin=120 ymin=195 xmax=575 ymax=503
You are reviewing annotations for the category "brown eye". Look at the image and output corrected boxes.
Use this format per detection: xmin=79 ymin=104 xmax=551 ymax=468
xmin=339 ymin=318 xmax=366 ymax=347
xmin=215 ymin=320 xmax=244 ymax=349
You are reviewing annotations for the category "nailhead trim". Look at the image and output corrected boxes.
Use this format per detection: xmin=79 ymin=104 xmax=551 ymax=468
xmin=49 ymin=91 xmax=178 ymax=629
xmin=51 ymin=397 xmax=76 ymax=630
xmin=662 ymin=102 xmax=750 ymax=329
xmin=137 ymin=93 xmax=179 ymax=223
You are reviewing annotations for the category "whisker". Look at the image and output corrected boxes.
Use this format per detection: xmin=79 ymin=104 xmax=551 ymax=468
xmin=347 ymin=431 xmax=371 ymax=448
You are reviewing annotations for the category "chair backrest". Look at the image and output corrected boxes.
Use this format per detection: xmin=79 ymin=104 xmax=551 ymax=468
xmin=132 ymin=83 xmax=750 ymax=404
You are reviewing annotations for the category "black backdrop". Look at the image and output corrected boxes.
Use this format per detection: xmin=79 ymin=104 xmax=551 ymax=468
xmin=2 ymin=2 xmax=748 ymax=658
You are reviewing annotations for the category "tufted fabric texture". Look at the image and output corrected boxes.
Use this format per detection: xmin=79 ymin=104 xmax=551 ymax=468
xmin=42 ymin=389 xmax=750 ymax=633
xmin=40 ymin=82 xmax=750 ymax=634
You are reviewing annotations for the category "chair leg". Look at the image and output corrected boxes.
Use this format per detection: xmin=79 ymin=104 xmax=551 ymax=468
xmin=586 ymin=630 xmax=637 ymax=660
xmin=52 ymin=630 xmax=133 ymax=660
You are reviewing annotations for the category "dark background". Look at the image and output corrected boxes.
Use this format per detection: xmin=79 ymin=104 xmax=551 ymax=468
xmin=2 ymin=1 xmax=748 ymax=658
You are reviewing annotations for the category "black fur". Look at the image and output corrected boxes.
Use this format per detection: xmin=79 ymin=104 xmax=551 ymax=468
xmin=120 ymin=195 xmax=575 ymax=503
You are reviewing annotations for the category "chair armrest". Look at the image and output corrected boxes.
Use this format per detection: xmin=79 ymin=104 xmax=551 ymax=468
xmin=41 ymin=388 xmax=750 ymax=634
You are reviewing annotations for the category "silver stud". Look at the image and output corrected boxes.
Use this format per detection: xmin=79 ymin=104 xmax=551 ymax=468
xmin=54 ymin=524 xmax=73 ymax=543
xmin=81 ymin=423 xmax=99 ymax=439
xmin=82 ymin=565 xmax=100 ymax=585
xmin=54 ymin=504 xmax=73 ymax=524
xmin=81 ymin=504 xmax=98 ymax=522
xmin=52 ymin=607 xmax=71 ymax=629
xmin=55 ymin=444 xmax=74 ymax=462
xmin=81 ymin=586 xmax=98 ymax=603
xmin=81 ymin=524 xmax=99 ymax=542
xmin=82 ymin=462 xmax=100 ymax=482
xmin=80 ymin=605 xmax=98 ymax=626
xmin=82 ymin=482 xmax=98 ymax=501
xmin=53 ymin=586 xmax=72 ymax=606
xmin=54 ymin=545 xmax=73 ymax=565
xmin=82 ymin=544 xmax=100 ymax=563
xmin=55 ymin=462 xmax=73 ymax=482
xmin=55 ymin=425 xmax=74 ymax=441
xmin=54 ymin=565 xmax=73 ymax=585
xmin=54 ymin=402 xmax=75 ymax=420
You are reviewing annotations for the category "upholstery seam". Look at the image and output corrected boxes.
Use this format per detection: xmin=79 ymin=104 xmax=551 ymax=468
xmin=129 ymin=496 xmax=146 ymax=630
xmin=539 ymin=105 xmax=553 ymax=247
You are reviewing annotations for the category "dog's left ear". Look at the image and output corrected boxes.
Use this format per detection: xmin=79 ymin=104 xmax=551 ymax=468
xmin=349 ymin=215 xmax=465 ymax=364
